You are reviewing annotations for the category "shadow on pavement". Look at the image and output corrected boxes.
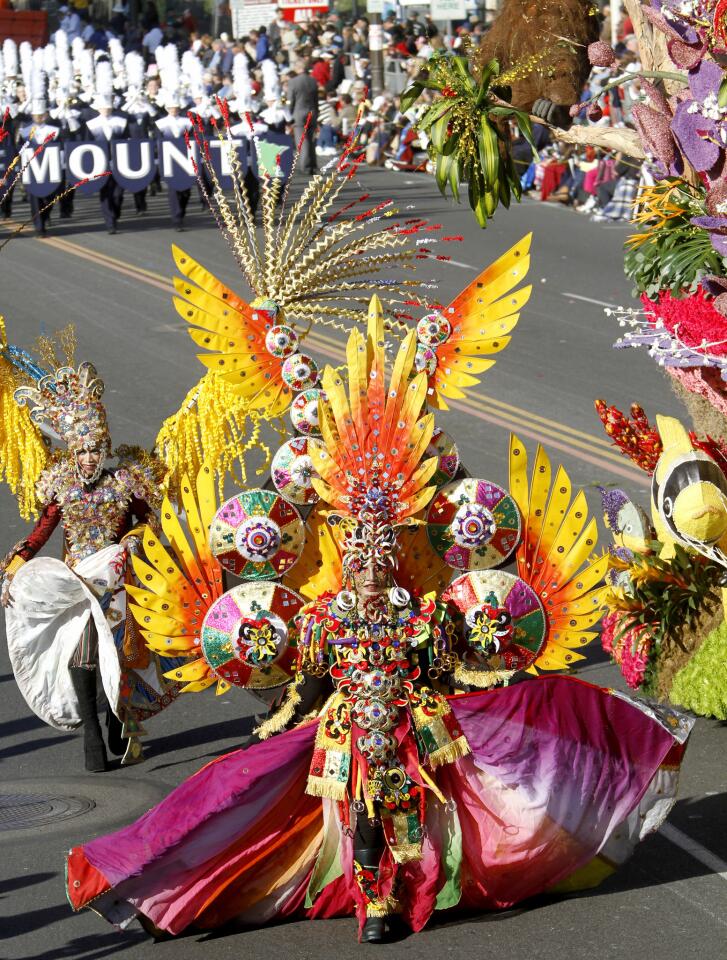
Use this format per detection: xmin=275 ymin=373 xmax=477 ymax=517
xmin=0 ymin=733 xmax=76 ymax=761
xmin=17 ymin=930 xmax=149 ymax=959
xmin=0 ymin=672 xmax=14 ymax=682
xmin=1 ymin=902 xmax=74 ymax=940
xmin=0 ymin=714 xmax=47 ymax=737
xmin=38 ymin=214 xmax=201 ymax=239
xmin=0 ymin=872 xmax=55 ymax=898
xmin=145 ymin=715 xmax=254 ymax=759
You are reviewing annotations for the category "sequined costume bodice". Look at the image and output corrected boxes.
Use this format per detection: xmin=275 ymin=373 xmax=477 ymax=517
xmin=18 ymin=457 xmax=160 ymax=565
xmin=295 ymin=592 xmax=466 ymax=810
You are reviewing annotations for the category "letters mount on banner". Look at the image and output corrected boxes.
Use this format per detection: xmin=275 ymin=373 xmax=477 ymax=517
xmin=17 ymin=133 xmax=295 ymax=197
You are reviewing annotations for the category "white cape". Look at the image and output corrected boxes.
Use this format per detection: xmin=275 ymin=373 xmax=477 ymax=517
xmin=5 ymin=544 xmax=125 ymax=731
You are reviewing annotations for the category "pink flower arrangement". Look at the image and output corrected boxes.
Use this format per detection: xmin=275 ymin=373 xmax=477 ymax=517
xmin=601 ymin=611 xmax=654 ymax=689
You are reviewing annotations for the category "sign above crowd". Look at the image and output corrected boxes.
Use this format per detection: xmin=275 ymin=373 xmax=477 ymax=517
xmin=429 ymin=0 xmax=469 ymax=19
xmin=18 ymin=133 xmax=295 ymax=197
xmin=230 ymin=0 xmax=329 ymax=30
xmin=279 ymin=0 xmax=331 ymax=20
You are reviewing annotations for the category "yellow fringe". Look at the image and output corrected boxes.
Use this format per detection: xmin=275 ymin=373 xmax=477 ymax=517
xmin=254 ymin=677 xmax=303 ymax=740
xmin=428 ymin=735 xmax=471 ymax=770
xmin=305 ymin=776 xmax=348 ymax=801
xmin=0 ymin=319 xmax=49 ymax=520
xmin=156 ymin=374 xmax=272 ymax=503
xmin=366 ymin=895 xmax=400 ymax=918
xmin=454 ymin=662 xmax=515 ymax=689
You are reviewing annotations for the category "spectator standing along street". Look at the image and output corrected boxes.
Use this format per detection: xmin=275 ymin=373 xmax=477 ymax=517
xmin=287 ymin=61 xmax=318 ymax=174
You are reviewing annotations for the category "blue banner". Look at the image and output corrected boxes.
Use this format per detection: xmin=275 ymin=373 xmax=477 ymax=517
xmin=111 ymin=139 xmax=157 ymax=192
xmin=19 ymin=134 xmax=295 ymax=197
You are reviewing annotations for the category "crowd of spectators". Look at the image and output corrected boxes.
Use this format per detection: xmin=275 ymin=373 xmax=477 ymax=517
xmin=42 ymin=3 xmax=503 ymax=169
xmin=6 ymin=1 xmax=655 ymax=224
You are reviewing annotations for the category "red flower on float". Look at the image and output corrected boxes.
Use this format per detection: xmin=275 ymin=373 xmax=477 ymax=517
xmin=714 ymin=0 xmax=727 ymax=49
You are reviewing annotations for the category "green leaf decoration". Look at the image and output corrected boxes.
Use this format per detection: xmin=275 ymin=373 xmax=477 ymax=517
xmin=719 ymin=74 xmax=727 ymax=109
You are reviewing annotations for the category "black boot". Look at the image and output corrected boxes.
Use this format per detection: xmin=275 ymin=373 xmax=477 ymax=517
xmin=355 ymin=846 xmax=388 ymax=943
xmin=105 ymin=707 xmax=126 ymax=756
xmin=69 ymin=668 xmax=108 ymax=772
xmin=361 ymin=917 xmax=386 ymax=943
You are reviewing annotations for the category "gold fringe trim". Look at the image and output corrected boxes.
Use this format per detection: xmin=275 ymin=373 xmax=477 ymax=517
xmin=428 ymin=735 xmax=471 ymax=770
xmin=390 ymin=843 xmax=423 ymax=864
xmin=366 ymin=895 xmax=400 ymax=918
xmin=454 ymin=662 xmax=515 ymax=689
xmin=305 ymin=776 xmax=348 ymax=801
xmin=254 ymin=677 xmax=303 ymax=740
xmin=3 ymin=554 xmax=26 ymax=578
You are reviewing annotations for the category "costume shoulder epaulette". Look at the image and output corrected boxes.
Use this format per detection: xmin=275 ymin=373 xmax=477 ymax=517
xmin=35 ymin=453 xmax=73 ymax=505
xmin=114 ymin=445 xmax=165 ymax=509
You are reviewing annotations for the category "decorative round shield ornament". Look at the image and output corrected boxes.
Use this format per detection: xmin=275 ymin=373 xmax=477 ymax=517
xmin=271 ymin=436 xmax=321 ymax=505
xmin=281 ymin=352 xmax=319 ymax=391
xmin=416 ymin=312 xmax=451 ymax=346
xmin=200 ymin=582 xmax=304 ymax=689
xmin=426 ymin=478 xmax=521 ymax=570
xmin=209 ymin=489 xmax=304 ymax=579
xmin=265 ymin=324 xmax=298 ymax=358
xmin=442 ymin=569 xmax=547 ymax=672
xmin=290 ymin=388 xmax=325 ymax=436
xmin=425 ymin=426 xmax=459 ymax=487
xmin=414 ymin=343 xmax=438 ymax=376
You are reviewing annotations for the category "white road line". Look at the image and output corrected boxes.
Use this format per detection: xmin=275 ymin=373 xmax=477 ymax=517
xmin=561 ymin=291 xmax=617 ymax=308
xmin=660 ymin=823 xmax=727 ymax=882
xmin=654 ymin=875 xmax=727 ymax=928
xmin=153 ymin=322 xmax=185 ymax=334
xmin=427 ymin=255 xmax=477 ymax=271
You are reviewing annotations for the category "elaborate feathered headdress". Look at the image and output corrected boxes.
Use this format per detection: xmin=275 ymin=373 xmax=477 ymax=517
xmin=310 ymin=295 xmax=438 ymax=570
xmin=14 ymin=361 xmax=110 ymax=454
xmin=157 ymin=110 xmax=454 ymax=500
xmin=186 ymin=109 xmax=441 ymax=326
xmin=1 ymin=323 xmax=109 ymax=516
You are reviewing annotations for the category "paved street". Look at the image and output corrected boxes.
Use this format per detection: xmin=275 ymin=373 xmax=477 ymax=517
xmin=1 ymin=169 xmax=726 ymax=960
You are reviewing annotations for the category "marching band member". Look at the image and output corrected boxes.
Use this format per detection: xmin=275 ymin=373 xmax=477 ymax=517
xmin=84 ymin=60 xmax=128 ymax=234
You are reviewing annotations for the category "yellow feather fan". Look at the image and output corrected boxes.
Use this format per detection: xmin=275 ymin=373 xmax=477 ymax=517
xmin=422 ymin=233 xmax=532 ymax=410
xmin=127 ymin=464 xmax=227 ymax=694
xmin=509 ymin=433 xmax=609 ymax=673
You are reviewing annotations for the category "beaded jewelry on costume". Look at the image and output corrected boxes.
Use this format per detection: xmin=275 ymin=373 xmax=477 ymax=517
xmin=36 ymin=453 xmax=163 ymax=564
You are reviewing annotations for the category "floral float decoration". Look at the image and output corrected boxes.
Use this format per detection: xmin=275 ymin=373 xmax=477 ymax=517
xmin=595 ymin=402 xmax=727 ymax=718
xmin=401 ymin=55 xmax=538 ymax=226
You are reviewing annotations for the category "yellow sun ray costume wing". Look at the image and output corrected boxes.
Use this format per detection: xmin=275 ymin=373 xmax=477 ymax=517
xmin=172 ymin=246 xmax=293 ymax=414
xmin=155 ymin=246 xmax=290 ymax=501
xmin=395 ymin=517 xmax=452 ymax=597
xmin=127 ymin=465 xmax=228 ymax=694
xmin=509 ymin=434 xmax=608 ymax=674
xmin=282 ymin=505 xmax=343 ymax=601
xmin=423 ymin=233 xmax=532 ymax=410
